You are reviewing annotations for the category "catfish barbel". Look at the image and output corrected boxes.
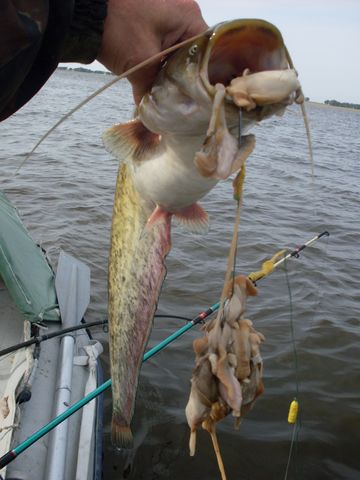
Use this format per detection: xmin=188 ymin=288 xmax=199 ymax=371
xmin=103 ymin=18 xmax=304 ymax=448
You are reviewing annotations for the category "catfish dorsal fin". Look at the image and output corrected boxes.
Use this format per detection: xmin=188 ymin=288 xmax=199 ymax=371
xmin=102 ymin=119 xmax=162 ymax=163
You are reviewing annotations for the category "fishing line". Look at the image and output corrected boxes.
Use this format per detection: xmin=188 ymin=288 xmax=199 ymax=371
xmin=228 ymin=109 xmax=246 ymax=293
xmin=217 ymin=163 xmax=246 ymax=316
xmin=300 ymin=234 xmax=330 ymax=336
xmin=282 ymin=256 xmax=302 ymax=480
xmin=307 ymin=231 xmax=330 ymax=332
xmin=230 ymin=107 xmax=244 ymax=292
xmin=283 ymin=257 xmax=300 ymax=398
xmin=283 ymin=232 xmax=329 ymax=477
xmin=284 ymin=421 xmax=300 ymax=480
xmin=230 ymin=198 xmax=241 ymax=293
xmin=238 ymin=108 xmax=243 ymax=147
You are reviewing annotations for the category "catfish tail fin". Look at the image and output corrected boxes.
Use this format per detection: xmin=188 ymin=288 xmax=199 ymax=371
xmin=112 ymin=414 xmax=134 ymax=449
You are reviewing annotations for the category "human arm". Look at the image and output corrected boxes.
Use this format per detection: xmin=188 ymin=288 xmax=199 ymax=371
xmin=0 ymin=0 xmax=106 ymax=122
xmin=0 ymin=0 xmax=207 ymax=121
xmin=97 ymin=0 xmax=208 ymax=104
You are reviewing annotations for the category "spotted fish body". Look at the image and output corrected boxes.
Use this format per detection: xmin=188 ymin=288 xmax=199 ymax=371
xmin=104 ymin=19 xmax=304 ymax=447
xmin=108 ymin=164 xmax=171 ymax=446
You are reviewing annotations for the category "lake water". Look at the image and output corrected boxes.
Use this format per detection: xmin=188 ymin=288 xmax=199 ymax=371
xmin=1 ymin=69 xmax=359 ymax=480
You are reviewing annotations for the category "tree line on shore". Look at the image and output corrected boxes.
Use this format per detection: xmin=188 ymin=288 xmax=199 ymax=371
xmin=324 ymin=99 xmax=360 ymax=110
xmin=57 ymin=66 xmax=112 ymax=75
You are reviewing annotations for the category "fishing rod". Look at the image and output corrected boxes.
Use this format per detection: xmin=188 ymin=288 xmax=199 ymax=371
xmin=0 ymin=231 xmax=329 ymax=470
xmin=0 ymin=320 xmax=107 ymax=358
xmin=248 ymin=231 xmax=329 ymax=284
xmin=275 ymin=231 xmax=329 ymax=265
xmin=0 ymin=304 xmax=218 ymax=470
xmin=0 ymin=315 xmax=193 ymax=358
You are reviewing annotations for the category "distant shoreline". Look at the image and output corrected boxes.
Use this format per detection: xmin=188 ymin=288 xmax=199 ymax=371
xmin=56 ymin=67 xmax=359 ymax=112
xmin=307 ymin=101 xmax=360 ymax=113
xmin=57 ymin=66 xmax=114 ymax=76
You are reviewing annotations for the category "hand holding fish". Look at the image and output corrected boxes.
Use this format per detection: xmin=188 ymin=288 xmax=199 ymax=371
xmin=98 ymin=0 xmax=208 ymax=103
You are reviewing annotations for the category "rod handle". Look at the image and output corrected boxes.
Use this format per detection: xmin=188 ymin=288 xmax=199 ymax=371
xmin=0 ymin=450 xmax=17 ymax=469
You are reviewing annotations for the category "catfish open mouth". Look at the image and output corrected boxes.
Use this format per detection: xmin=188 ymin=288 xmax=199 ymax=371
xmin=201 ymin=19 xmax=288 ymax=90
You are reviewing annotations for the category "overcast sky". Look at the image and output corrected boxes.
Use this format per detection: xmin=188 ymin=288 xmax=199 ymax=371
xmin=66 ymin=0 xmax=359 ymax=104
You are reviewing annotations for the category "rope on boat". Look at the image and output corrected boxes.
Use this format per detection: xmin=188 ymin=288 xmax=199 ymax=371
xmin=0 ymin=231 xmax=329 ymax=471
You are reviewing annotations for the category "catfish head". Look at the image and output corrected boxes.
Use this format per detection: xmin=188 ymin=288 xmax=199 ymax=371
xmin=104 ymin=19 xmax=304 ymax=226
xmin=139 ymin=19 xmax=303 ymax=139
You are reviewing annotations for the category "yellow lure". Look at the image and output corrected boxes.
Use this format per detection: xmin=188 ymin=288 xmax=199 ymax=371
xmin=288 ymin=399 xmax=299 ymax=424
xmin=248 ymin=249 xmax=287 ymax=283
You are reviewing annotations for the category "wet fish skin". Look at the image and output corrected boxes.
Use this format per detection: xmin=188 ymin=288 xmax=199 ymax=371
xmin=104 ymin=19 xmax=303 ymax=448
xmin=108 ymin=163 xmax=171 ymax=447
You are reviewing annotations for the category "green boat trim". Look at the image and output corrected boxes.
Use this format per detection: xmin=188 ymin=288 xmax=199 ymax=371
xmin=0 ymin=191 xmax=59 ymax=322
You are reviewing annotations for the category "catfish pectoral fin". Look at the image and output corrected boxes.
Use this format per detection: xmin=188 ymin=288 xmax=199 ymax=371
xmin=102 ymin=118 xmax=162 ymax=163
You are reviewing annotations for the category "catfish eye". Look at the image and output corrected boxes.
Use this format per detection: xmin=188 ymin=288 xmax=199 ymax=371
xmin=188 ymin=44 xmax=198 ymax=56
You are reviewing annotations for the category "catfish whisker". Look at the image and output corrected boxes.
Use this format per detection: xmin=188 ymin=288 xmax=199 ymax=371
xmin=15 ymin=32 xmax=206 ymax=175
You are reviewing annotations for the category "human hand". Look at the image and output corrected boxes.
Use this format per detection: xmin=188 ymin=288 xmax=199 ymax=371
xmin=97 ymin=0 xmax=208 ymax=104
